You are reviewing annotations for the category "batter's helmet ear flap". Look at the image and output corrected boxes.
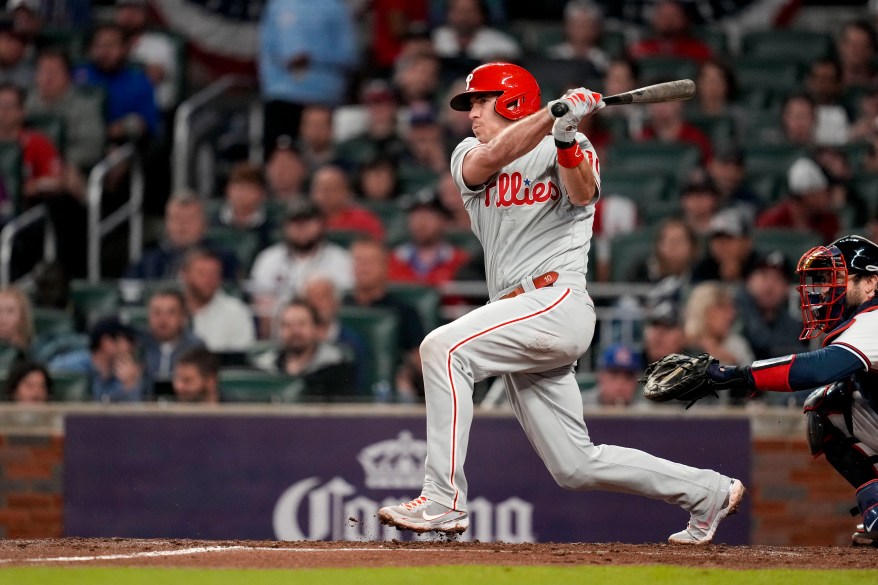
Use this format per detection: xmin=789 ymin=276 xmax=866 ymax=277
xmin=449 ymin=62 xmax=541 ymax=121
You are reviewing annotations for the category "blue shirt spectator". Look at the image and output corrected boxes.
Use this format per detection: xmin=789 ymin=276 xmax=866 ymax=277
xmin=259 ymin=0 xmax=358 ymax=105
xmin=48 ymin=317 xmax=144 ymax=402
xmin=140 ymin=288 xmax=205 ymax=397
xmin=74 ymin=23 xmax=159 ymax=140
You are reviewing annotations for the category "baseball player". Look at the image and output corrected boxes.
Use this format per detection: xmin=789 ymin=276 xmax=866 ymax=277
xmin=683 ymin=234 xmax=878 ymax=547
xmin=378 ymin=62 xmax=745 ymax=545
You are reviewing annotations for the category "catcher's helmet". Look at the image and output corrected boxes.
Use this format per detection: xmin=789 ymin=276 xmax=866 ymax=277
xmin=449 ymin=62 xmax=541 ymax=121
xmin=795 ymin=235 xmax=878 ymax=339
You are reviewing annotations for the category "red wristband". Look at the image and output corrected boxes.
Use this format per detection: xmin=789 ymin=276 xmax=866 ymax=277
xmin=557 ymin=143 xmax=585 ymax=168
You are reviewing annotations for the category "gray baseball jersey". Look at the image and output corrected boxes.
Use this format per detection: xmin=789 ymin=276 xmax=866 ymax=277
xmin=450 ymin=133 xmax=600 ymax=296
xmin=416 ymin=125 xmax=735 ymax=537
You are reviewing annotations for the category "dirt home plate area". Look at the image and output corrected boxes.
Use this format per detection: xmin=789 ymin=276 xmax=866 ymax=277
xmin=0 ymin=538 xmax=875 ymax=570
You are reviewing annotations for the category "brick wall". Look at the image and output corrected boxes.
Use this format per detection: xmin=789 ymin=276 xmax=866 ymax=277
xmin=752 ymin=437 xmax=857 ymax=547
xmin=0 ymin=434 xmax=64 ymax=538
xmin=0 ymin=417 xmax=863 ymax=545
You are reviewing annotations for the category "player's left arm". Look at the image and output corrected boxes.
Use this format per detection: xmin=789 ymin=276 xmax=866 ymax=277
xmin=557 ymin=140 xmax=599 ymax=206
xmin=550 ymin=90 xmax=603 ymax=206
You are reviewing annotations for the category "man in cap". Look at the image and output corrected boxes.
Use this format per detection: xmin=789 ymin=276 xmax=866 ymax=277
xmin=757 ymin=157 xmax=841 ymax=242
xmin=583 ymin=343 xmax=645 ymax=407
xmin=692 ymin=208 xmax=759 ymax=283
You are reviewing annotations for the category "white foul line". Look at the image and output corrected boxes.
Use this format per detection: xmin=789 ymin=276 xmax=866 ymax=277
xmin=0 ymin=545 xmax=449 ymax=565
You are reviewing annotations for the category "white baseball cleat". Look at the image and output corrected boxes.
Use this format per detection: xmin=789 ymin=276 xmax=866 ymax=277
xmin=378 ymin=496 xmax=469 ymax=534
xmin=668 ymin=478 xmax=746 ymax=545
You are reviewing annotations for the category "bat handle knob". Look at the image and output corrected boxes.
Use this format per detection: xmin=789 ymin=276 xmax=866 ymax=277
xmin=550 ymin=102 xmax=569 ymax=118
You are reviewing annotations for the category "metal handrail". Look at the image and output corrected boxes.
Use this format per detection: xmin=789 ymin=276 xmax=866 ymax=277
xmin=0 ymin=204 xmax=57 ymax=287
xmin=172 ymin=74 xmax=254 ymax=193
xmin=86 ymin=143 xmax=144 ymax=283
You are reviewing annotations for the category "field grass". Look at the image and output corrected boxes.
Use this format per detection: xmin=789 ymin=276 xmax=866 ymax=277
xmin=2 ymin=565 xmax=877 ymax=585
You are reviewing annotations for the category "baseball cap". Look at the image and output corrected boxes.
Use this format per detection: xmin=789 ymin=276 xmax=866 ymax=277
xmin=788 ymin=158 xmax=829 ymax=195
xmin=284 ymin=198 xmax=322 ymax=222
xmin=361 ymin=80 xmax=396 ymax=105
xmin=645 ymin=300 xmax=681 ymax=327
xmin=751 ymin=250 xmax=793 ymax=281
xmin=599 ymin=343 xmax=643 ymax=373
xmin=89 ymin=316 xmax=137 ymax=349
xmin=404 ymin=187 xmax=451 ymax=217
xmin=708 ymin=209 xmax=750 ymax=238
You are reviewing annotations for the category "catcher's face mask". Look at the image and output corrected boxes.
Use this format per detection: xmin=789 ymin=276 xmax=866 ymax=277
xmin=796 ymin=245 xmax=848 ymax=340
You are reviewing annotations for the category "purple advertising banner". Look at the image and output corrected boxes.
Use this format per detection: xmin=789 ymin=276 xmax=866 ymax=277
xmin=65 ymin=414 xmax=750 ymax=543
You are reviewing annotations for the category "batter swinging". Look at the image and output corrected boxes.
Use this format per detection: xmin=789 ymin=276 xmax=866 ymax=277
xmin=377 ymin=62 xmax=744 ymax=545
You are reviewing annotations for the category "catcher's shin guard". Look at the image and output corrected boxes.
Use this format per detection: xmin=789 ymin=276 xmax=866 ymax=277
xmin=804 ymin=383 xmax=878 ymax=488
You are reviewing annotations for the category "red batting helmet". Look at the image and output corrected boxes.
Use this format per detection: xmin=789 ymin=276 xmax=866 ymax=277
xmin=449 ymin=62 xmax=541 ymax=121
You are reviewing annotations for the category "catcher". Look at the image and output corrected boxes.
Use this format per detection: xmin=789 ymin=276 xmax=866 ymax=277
xmin=643 ymin=234 xmax=878 ymax=547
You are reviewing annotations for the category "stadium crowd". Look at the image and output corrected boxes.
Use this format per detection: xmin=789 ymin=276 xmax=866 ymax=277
xmin=0 ymin=0 xmax=876 ymax=406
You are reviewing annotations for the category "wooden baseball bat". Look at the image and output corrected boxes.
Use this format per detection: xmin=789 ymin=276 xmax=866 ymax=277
xmin=550 ymin=79 xmax=696 ymax=118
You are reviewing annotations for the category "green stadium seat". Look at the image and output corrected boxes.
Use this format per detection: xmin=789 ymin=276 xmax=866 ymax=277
xmin=608 ymin=227 xmax=659 ymax=282
xmin=446 ymin=230 xmax=483 ymax=258
xmin=743 ymin=144 xmax=807 ymax=178
xmin=51 ymin=371 xmax=91 ymax=402
xmin=741 ymin=108 xmax=782 ymax=143
xmin=840 ymin=142 xmax=872 ymax=174
xmin=635 ymin=57 xmax=698 ymax=84
xmin=398 ymin=166 xmax=439 ymax=194
xmin=32 ymin=308 xmax=74 ymax=336
xmin=69 ymin=280 xmax=120 ymax=323
xmin=218 ymin=369 xmax=305 ymax=403
xmin=576 ymin=371 xmax=598 ymax=393
xmin=0 ymin=141 xmax=22 ymax=211
xmin=741 ymin=30 xmax=833 ymax=66
xmin=640 ymin=200 xmax=684 ymax=225
xmin=694 ymin=27 xmax=727 ymax=54
xmin=734 ymin=57 xmax=801 ymax=103
xmin=600 ymin=30 xmax=626 ymax=59
xmin=325 ymin=229 xmax=366 ymax=249
xmin=205 ymin=226 xmax=261 ymax=270
xmin=685 ymin=113 xmax=735 ymax=146
xmin=118 ymin=305 xmax=150 ymax=332
xmin=748 ymin=174 xmax=784 ymax=206
xmin=852 ymin=175 xmax=878 ymax=216
xmin=606 ymin=142 xmax=701 ymax=186
xmin=338 ymin=306 xmax=399 ymax=393
xmin=360 ymin=200 xmax=408 ymax=245
xmin=387 ymin=282 xmax=442 ymax=332
xmin=32 ymin=332 xmax=89 ymax=364
xmin=600 ymin=170 xmax=670 ymax=206
xmin=0 ymin=343 xmax=21 ymax=372
xmin=752 ymin=228 xmax=823 ymax=262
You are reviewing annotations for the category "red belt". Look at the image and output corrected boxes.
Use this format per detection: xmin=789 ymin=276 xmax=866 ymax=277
xmin=500 ymin=271 xmax=559 ymax=300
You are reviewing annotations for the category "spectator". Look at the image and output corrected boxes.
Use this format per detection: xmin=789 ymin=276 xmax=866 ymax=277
xmin=114 ymin=0 xmax=179 ymax=113
xmin=638 ymin=98 xmax=712 ymax=164
xmin=393 ymin=51 xmax=441 ymax=107
xmin=389 ymin=188 xmax=471 ymax=285
xmin=440 ymin=77 xmax=474 ymax=149
xmin=370 ymin=0 xmax=428 ymax=72
xmin=259 ymin=0 xmax=358 ymax=158
xmin=848 ymin=86 xmax=878 ymax=143
xmin=591 ymin=194 xmax=638 ymax=282
xmin=601 ymin=58 xmax=644 ymax=137
xmin=310 ymin=163 xmax=385 ymax=240
xmin=693 ymin=58 xmax=737 ymax=118
xmin=265 ymin=135 xmax=308 ymax=202
xmin=346 ymin=238 xmax=425 ymax=375
xmin=0 ymin=82 xmax=63 ymax=199
xmin=679 ymin=172 xmax=721 ymax=237
xmin=770 ymin=93 xmax=818 ymax=147
xmin=583 ymin=343 xmax=644 ymax=408
xmin=547 ymin=0 xmax=608 ymax=75
xmin=692 ymin=208 xmax=759 ymax=284
xmin=643 ymin=300 xmax=690 ymax=365
xmin=4 ymin=360 xmax=51 ymax=403
xmin=49 ymin=316 xmax=143 ymax=402
xmin=837 ymin=20 xmax=877 ymax=89
xmin=0 ymin=285 xmax=33 ymax=359
xmin=629 ymin=217 xmax=698 ymax=284
xmin=210 ymin=161 xmax=274 ymax=250
xmin=357 ymin=155 xmax=402 ymax=202
xmin=74 ymin=23 xmax=159 ymax=143
xmin=707 ymin=145 xmax=761 ymax=220
xmin=297 ymin=105 xmax=336 ymax=170
xmin=171 ymin=346 xmax=219 ymax=403
xmin=402 ymin=103 xmax=447 ymax=174
xmin=302 ymin=276 xmax=368 ymax=393
xmin=252 ymin=299 xmax=358 ymax=401
xmin=249 ymin=198 xmax=354 ymax=334
xmin=435 ymin=170 xmax=471 ymax=232
xmin=683 ymin=281 xmax=755 ymax=369
xmin=805 ymin=58 xmax=851 ymax=146
xmin=180 ymin=248 xmax=256 ymax=353
xmin=756 ymin=158 xmax=841 ymax=243
xmin=141 ymin=288 xmax=204 ymax=395
xmin=627 ymin=0 xmax=711 ymax=64
xmin=734 ymin=250 xmax=806 ymax=362
xmin=127 ymin=192 xmax=239 ymax=280
xmin=26 ymin=48 xmax=106 ymax=193
xmin=431 ymin=0 xmax=521 ymax=61
xmin=7 ymin=0 xmax=42 ymax=41
xmin=0 ymin=17 xmax=33 ymax=88
xmin=336 ymin=80 xmax=407 ymax=169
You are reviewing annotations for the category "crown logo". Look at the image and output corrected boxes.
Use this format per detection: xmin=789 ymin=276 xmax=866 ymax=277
xmin=357 ymin=431 xmax=427 ymax=490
